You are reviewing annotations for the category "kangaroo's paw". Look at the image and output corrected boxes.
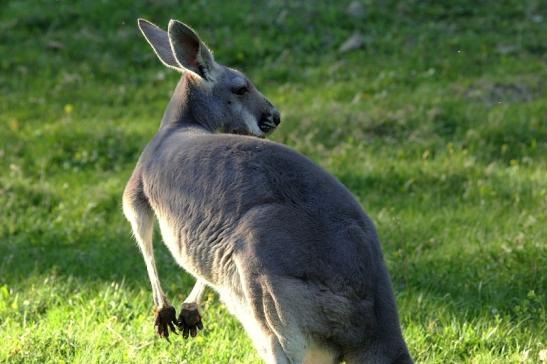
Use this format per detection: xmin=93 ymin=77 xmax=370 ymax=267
xmin=154 ymin=305 xmax=178 ymax=341
xmin=177 ymin=302 xmax=203 ymax=338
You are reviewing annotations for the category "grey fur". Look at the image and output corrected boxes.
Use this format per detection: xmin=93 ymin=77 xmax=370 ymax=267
xmin=124 ymin=18 xmax=412 ymax=363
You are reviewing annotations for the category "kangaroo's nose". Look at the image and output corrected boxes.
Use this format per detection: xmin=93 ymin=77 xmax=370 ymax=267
xmin=258 ymin=108 xmax=281 ymax=134
xmin=272 ymin=109 xmax=281 ymax=126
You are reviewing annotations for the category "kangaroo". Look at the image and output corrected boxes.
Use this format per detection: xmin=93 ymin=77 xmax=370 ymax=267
xmin=123 ymin=18 xmax=412 ymax=364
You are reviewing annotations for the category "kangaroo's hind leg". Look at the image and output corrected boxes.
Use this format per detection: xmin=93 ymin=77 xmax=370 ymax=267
xmin=123 ymin=171 xmax=177 ymax=339
xmin=220 ymin=289 xmax=291 ymax=364
xmin=257 ymin=276 xmax=339 ymax=364
xmin=226 ymin=260 xmax=310 ymax=364
xmin=231 ymin=210 xmax=339 ymax=363
xmin=231 ymin=272 xmax=338 ymax=364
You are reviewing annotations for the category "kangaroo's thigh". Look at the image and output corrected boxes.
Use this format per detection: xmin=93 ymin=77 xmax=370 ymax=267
xmin=228 ymin=262 xmax=313 ymax=363
xmin=219 ymin=289 xmax=290 ymax=364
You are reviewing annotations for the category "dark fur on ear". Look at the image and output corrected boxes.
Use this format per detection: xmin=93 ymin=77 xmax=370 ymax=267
xmin=167 ymin=19 xmax=215 ymax=79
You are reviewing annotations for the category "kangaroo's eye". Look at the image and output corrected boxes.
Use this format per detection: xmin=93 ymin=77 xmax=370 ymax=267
xmin=232 ymin=85 xmax=248 ymax=95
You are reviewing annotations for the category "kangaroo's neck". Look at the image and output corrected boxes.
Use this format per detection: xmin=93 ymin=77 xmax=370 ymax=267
xmin=160 ymin=75 xmax=216 ymax=133
xmin=160 ymin=76 xmax=193 ymax=128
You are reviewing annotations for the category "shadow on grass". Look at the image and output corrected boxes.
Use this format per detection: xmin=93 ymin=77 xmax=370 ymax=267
xmin=0 ymin=226 xmax=190 ymax=294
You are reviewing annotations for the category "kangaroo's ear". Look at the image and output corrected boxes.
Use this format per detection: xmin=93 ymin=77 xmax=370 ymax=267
xmin=167 ymin=19 xmax=216 ymax=80
xmin=138 ymin=18 xmax=182 ymax=71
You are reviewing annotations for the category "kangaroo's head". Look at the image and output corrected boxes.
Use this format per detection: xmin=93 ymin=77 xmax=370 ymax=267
xmin=138 ymin=19 xmax=280 ymax=137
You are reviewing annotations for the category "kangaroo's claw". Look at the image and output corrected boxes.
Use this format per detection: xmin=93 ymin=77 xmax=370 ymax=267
xmin=154 ymin=305 xmax=178 ymax=341
xmin=177 ymin=302 xmax=203 ymax=339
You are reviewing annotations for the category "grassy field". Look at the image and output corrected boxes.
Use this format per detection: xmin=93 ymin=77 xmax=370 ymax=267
xmin=0 ymin=0 xmax=545 ymax=363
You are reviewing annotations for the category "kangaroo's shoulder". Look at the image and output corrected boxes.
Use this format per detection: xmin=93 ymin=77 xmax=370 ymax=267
xmin=144 ymin=128 xmax=307 ymax=166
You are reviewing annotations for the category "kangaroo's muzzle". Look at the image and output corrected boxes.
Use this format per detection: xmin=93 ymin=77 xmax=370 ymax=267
xmin=258 ymin=109 xmax=281 ymax=134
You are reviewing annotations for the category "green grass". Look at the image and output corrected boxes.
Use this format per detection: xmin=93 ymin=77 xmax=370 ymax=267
xmin=1 ymin=0 xmax=545 ymax=363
